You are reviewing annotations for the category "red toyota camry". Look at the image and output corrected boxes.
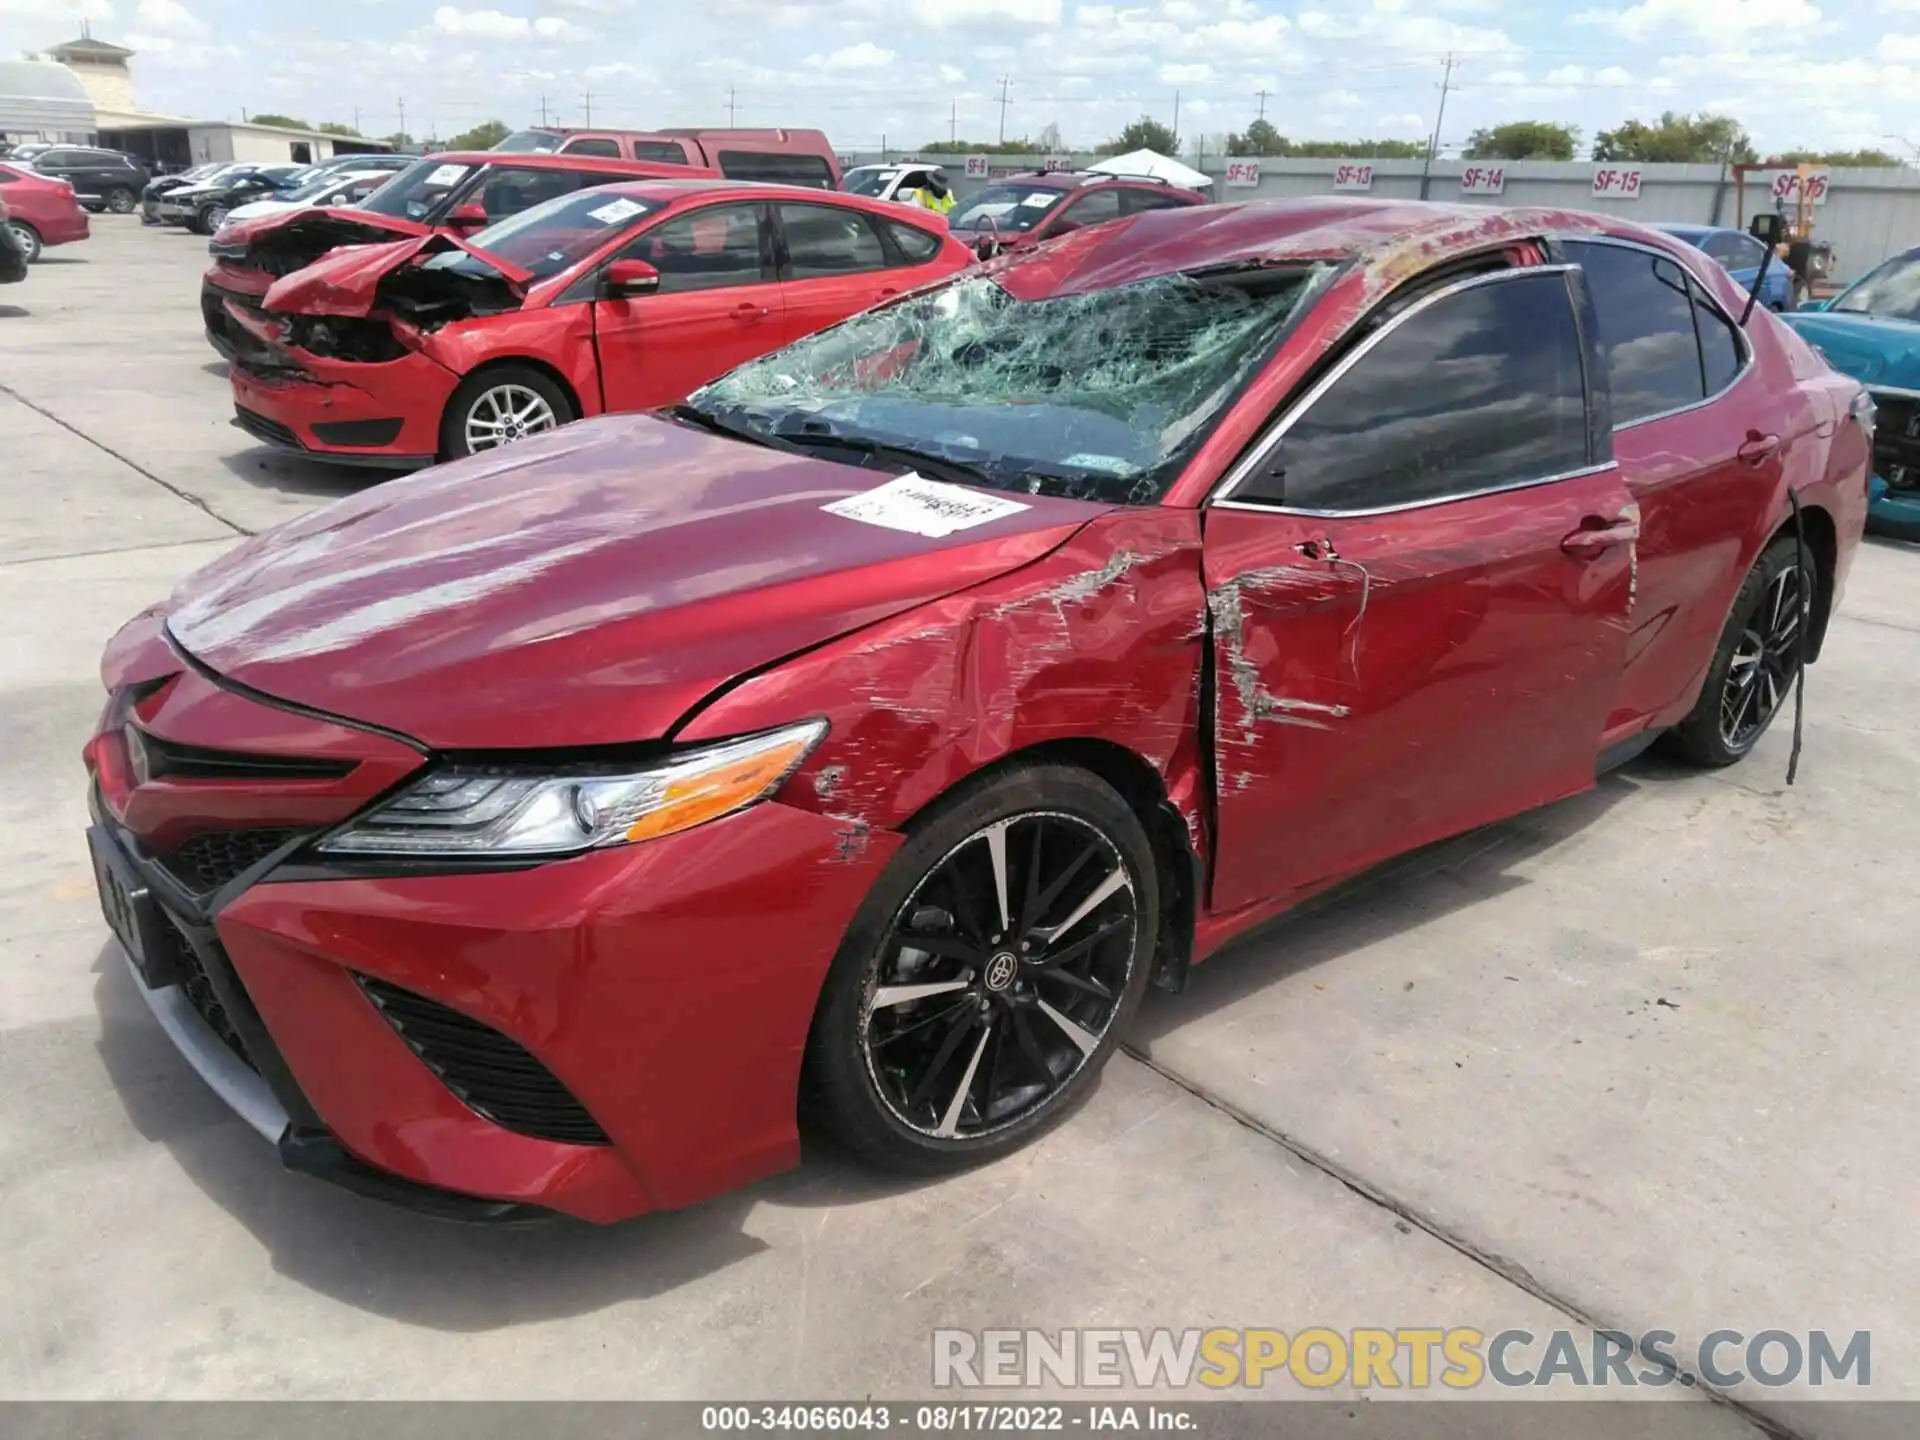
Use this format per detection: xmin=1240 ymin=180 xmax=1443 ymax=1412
xmin=222 ymin=179 xmax=972 ymax=466
xmin=89 ymin=199 xmax=1868 ymax=1223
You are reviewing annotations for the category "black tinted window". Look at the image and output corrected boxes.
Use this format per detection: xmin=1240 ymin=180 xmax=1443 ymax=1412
xmin=886 ymin=219 xmax=942 ymax=263
xmin=1565 ymin=240 xmax=1704 ymax=425
xmin=475 ymin=166 xmax=635 ymax=220
xmin=718 ymin=150 xmax=833 ymax=188
xmin=561 ymin=138 xmax=621 ymax=158
xmin=1123 ymin=188 xmax=1188 ymax=213
xmin=1692 ymin=280 xmax=1743 ymax=394
xmin=633 ymin=142 xmax=689 ymax=164
xmin=1246 ymin=272 xmax=1589 ymax=512
xmin=1059 ymin=189 xmax=1122 ymax=230
xmin=778 ymin=203 xmax=885 ymax=278
xmin=627 ymin=204 xmax=767 ymax=292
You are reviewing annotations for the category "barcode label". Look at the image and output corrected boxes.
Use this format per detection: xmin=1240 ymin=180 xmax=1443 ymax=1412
xmin=822 ymin=475 xmax=1030 ymax=538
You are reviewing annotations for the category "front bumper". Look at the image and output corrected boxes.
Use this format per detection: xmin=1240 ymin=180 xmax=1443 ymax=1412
xmin=1867 ymin=389 xmax=1920 ymax=540
xmin=229 ymin=357 xmax=445 ymax=468
xmin=89 ymin=669 xmax=898 ymax=1222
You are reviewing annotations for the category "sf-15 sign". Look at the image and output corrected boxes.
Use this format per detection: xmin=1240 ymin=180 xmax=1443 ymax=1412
xmin=1591 ymin=167 xmax=1642 ymax=199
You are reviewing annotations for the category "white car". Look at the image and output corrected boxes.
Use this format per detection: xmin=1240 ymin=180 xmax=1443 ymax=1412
xmin=840 ymin=162 xmax=948 ymax=205
xmin=220 ymin=159 xmax=410 ymax=227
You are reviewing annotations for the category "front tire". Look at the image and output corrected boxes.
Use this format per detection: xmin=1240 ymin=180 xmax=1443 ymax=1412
xmin=6 ymin=220 xmax=41 ymax=263
xmin=441 ymin=365 xmax=573 ymax=460
xmin=805 ymin=762 xmax=1159 ymax=1172
xmin=193 ymin=203 xmax=228 ymax=235
xmin=1667 ymin=534 xmax=1812 ymax=768
xmin=105 ymin=186 xmax=136 ymax=214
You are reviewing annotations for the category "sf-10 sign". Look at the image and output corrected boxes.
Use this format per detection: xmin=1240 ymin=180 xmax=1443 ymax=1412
xmin=963 ymin=155 xmax=990 ymax=179
xmin=1334 ymin=164 xmax=1373 ymax=192
xmin=1224 ymin=160 xmax=1260 ymax=187
xmin=1591 ymin=167 xmax=1642 ymax=198
xmin=1459 ymin=166 xmax=1505 ymax=195
xmin=1772 ymin=169 xmax=1831 ymax=206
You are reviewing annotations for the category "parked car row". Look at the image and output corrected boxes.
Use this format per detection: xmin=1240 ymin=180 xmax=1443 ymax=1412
xmin=0 ymin=159 xmax=90 ymax=262
xmin=92 ymin=192 xmax=1872 ymax=1224
xmin=144 ymin=153 xmax=413 ymax=233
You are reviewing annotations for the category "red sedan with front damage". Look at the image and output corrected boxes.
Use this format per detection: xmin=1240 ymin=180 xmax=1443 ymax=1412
xmin=201 ymin=150 xmax=713 ymax=362
xmin=0 ymin=162 xmax=90 ymax=262
xmin=225 ymin=180 xmax=972 ymax=466
xmin=88 ymin=199 xmax=1867 ymax=1223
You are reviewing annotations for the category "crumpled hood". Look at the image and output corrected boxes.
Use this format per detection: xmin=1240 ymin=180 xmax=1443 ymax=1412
xmin=262 ymin=232 xmax=529 ymax=316
xmin=1781 ymin=310 xmax=1920 ymax=389
xmin=164 ymin=414 xmax=1110 ymax=749
xmin=213 ymin=206 xmax=430 ymax=260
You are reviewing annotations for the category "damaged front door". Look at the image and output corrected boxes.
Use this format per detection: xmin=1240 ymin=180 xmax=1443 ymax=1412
xmin=1203 ymin=266 xmax=1635 ymax=914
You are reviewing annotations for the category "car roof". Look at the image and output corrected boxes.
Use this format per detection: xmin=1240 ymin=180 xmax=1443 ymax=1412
xmin=1652 ymin=223 xmax=1718 ymax=240
xmin=991 ymin=196 xmax=1700 ymax=298
xmin=423 ymin=150 xmax=698 ymax=174
xmin=582 ymin=176 xmax=953 ymax=218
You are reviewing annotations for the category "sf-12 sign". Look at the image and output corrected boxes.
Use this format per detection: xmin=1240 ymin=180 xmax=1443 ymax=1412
xmin=1591 ymin=166 xmax=1642 ymax=199
xmin=1459 ymin=166 xmax=1505 ymax=196
xmin=1334 ymin=163 xmax=1373 ymax=192
xmin=1224 ymin=160 xmax=1260 ymax=188
xmin=963 ymin=155 xmax=990 ymax=179
xmin=1772 ymin=169 xmax=1831 ymax=206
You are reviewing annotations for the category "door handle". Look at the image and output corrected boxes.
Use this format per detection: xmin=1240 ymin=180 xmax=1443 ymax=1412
xmin=1738 ymin=432 xmax=1782 ymax=466
xmin=730 ymin=303 xmax=770 ymax=323
xmin=1560 ymin=516 xmax=1639 ymax=559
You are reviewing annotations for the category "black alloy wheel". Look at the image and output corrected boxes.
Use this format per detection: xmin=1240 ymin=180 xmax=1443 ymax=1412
xmin=105 ymin=186 xmax=136 ymax=214
xmin=1669 ymin=534 xmax=1813 ymax=767
xmin=807 ymin=764 xmax=1157 ymax=1169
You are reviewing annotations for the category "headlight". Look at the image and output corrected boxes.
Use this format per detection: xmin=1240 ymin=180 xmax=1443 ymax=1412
xmin=317 ymin=719 xmax=826 ymax=858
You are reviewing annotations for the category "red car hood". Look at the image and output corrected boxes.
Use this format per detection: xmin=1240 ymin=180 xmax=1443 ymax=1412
xmin=262 ymin=232 xmax=530 ymax=316
xmin=218 ymin=205 xmax=430 ymax=253
xmin=163 ymin=414 xmax=1110 ymax=749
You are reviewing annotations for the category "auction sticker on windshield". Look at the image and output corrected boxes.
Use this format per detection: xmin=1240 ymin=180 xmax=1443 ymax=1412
xmin=823 ymin=475 xmax=1029 ymax=538
xmin=588 ymin=197 xmax=648 ymax=225
xmin=425 ymin=164 xmax=467 ymax=187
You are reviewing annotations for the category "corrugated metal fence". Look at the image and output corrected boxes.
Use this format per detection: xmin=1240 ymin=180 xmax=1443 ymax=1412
xmin=845 ymin=152 xmax=1920 ymax=284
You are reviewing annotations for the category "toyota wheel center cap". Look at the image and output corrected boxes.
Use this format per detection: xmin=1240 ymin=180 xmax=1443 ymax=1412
xmin=984 ymin=952 xmax=1018 ymax=992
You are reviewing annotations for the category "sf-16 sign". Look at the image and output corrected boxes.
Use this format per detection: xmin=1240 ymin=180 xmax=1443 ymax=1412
xmin=1771 ymin=169 xmax=1831 ymax=206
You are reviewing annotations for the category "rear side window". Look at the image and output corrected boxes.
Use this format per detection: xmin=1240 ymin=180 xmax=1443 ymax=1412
xmin=886 ymin=219 xmax=942 ymax=264
xmin=1243 ymin=272 xmax=1589 ymax=512
xmin=778 ymin=203 xmax=885 ymax=278
xmin=474 ymin=166 xmax=636 ymax=220
xmin=1122 ymin=188 xmax=1189 ymax=213
xmin=718 ymin=150 xmax=834 ymax=189
xmin=1692 ymin=279 xmax=1744 ymax=394
xmin=561 ymin=138 xmax=622 ymax=158
xmin=1058 ymin=188 xmax=1123 ymax=230
xmin=627 ymin=203 xmax=769 ymax=292
xmin=1703 ymin=231 xmax=1764 ymax=268
xmin=1564 ymin=240 xmax=1704 ymax=425
xmin=632 ymin=142 xmax=690 ymax=164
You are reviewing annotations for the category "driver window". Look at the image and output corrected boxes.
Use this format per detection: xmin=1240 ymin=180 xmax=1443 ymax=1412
xmin=621 ymin=204 xmax=769 ymax=293
xmin=1054 ymin=188 xmax=1122 ymax=232
xmin=1236 ymin=271 xmax=1591 ymax=512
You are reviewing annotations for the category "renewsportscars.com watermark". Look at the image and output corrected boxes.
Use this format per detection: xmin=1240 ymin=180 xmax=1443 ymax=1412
xmin=932 ymin=1328 xmax=1871 ymax=1391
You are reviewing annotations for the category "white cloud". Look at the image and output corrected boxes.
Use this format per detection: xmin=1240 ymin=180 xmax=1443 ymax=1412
xmin=1159 ymin=62 xmax=1215 ymax=84
xmin=1581 ymin=0 xmax=1821 ymax=42
xmin=1883 ymin=33 xmax=1920 ymax=59
xmin=1595 ymin=64 xmax=1633 ymax=84
xmin=430 ymin=6 xmax=584 ymax=40
xmin=916 ymin=0 xmax=1063 ymax=26
xmin=824 ymin=41 xmax=896 ymax=67
xmin=135 ymin=0 xmax=204 ymax=33
xmin=938 ymin=63 xmax=965 ymax=82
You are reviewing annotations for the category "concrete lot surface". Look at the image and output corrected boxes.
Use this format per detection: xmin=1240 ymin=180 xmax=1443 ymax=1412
xmin=3 ymin=219 xmax=1917 ymax=1434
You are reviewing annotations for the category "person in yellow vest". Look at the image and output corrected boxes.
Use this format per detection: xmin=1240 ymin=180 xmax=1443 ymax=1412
xmin=901 ymin=167 xmax=955 ymax=217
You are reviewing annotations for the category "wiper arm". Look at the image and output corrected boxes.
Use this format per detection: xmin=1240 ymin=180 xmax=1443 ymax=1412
xmin=664 ymin=403 xmax=800 ymax=455
xmin=772 ymin=430 xmax=999 ymax=490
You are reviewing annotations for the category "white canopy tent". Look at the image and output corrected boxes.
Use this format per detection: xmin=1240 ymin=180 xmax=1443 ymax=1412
xmin=1085 ymin=148 xmax=1212 ymax=191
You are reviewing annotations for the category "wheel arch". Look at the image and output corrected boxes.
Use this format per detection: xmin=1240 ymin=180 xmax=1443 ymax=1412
xmin=437 ymin=356 xmax=585 ymax=459
xmin=1771 ymin=502 xmax=1837 ymax=662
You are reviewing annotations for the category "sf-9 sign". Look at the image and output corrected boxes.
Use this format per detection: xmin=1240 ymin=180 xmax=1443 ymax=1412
xmin=1591 ymin=167 xmax=1642 ymax=198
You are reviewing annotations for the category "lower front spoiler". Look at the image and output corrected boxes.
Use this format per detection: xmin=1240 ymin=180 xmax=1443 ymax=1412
xmin=231 ymin=406 xmax=433 ymax=471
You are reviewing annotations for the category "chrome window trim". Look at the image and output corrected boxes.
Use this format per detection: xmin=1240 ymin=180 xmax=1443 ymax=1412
xmin=1211 ymin=462 xmax=1621 ymax=520
xmin=1560 ymin=234 xmax=1755 ymax=433
xmin=1865 ymin=383 xmax=1920 ymax=403
xmin=1210 ymin=264 xmax=1590 ymax=511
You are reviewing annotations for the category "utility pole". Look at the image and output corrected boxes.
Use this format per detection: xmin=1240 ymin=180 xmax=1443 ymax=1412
xmin=996 ymin=75 xmax=1011 ymax=145
xmin=727 ymin=86 xmax=737 ymax=125
xmin=1254 ymin=88 xmax=1271 ymax=120
xmin=950 ymin=99 xmax=957 ymax=144
xmin=397 ymin=96 xmax=406 ymax=142
xmin=538 ymin=94 xmax=549 ymax=126
xmin=352 ymin=105 xmax=361 ymax=132
xmin=1419 ymin=52 xmax=1454 ymax=200
xmin=582 ymin=89 xmax=593 ymax=126
xmin=1172 ymin=90 xmax=1180 ymax=140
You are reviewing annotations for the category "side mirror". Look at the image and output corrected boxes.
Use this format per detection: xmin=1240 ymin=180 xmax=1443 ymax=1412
xmin=604 ymin=258 xmax=660 ymax=298
xmin=1749 ymin=212 xmax=1786 ymax=247
xmin=1798 ymin=297 xmax=1831 ymax=312
xmin=446 ymin=201 xmax=488 ymax=231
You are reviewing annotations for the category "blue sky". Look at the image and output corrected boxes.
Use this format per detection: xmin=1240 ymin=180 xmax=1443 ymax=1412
xmin=11 ymin=0 xmax=1920 ymax=157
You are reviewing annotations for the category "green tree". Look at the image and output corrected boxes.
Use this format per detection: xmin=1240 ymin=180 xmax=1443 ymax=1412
xmin=381 ymin=131 xmax=415 ymax=149
xmin=1766 ymin=148 xmax=1900 ymax=167
xmin=1098 ymin=117 xmax=1179 ymax=156
xmin=249 ymin=113 xmax=311 ymax=130
xmin=443 ymin=119 xmax=511 ymax=151
xmin=1226 ymin=117 xmax=1287 ymax=156
xmin=317 ymin=121 xmax=362 ymax=137
xmin=1464 ymin=120 xmax=1578 ymax=161
xmin=1592 ymin=111 xmax=1755 ymax=164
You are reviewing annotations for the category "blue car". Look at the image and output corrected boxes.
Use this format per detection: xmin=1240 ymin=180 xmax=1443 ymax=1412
xmin=1655 ymin=224 xmax=1793 ymax=313
xmin=1781 ymin=245 xmax=1920 ymax=542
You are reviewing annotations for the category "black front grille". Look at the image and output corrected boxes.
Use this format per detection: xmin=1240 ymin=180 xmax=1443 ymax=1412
xmin=1870 ymin=392 xmax=1920 ymax=491
xmin=358 ymin=977 xmax=610 ymax=1146
xmin=155 ymin=915 xmax=255 ymax=1070
xmin=234 ymin=405 xmax=303 ymax=451
xmin=159 ymin=828 xmax=299 ymax=894
xmin=132 ymin=727 xmax=354 ymax=783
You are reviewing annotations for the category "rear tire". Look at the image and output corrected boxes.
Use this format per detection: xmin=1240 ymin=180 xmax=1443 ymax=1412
xmin=6 ymin=220 xmax=41 ymax=263
xmin=804 ymin=761 xmax=1158 ymax=1173
xmin=105 ymin=186 xmax=136 ymax=214
xmin=1666 ymin=534 xmax=1812 ymax=768
xmin=192 ymin=203 xmax=228 ymax=236
xmin=440 ymin=365 xmax=574 ymax=460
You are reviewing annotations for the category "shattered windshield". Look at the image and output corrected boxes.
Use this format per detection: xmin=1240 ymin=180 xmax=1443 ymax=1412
xmin=688 ymin=266 xmax=1327 ymax=504
xmin=462 ymin=189 xmax=662 ymax=278
xmin=949 ymin=183 xmax=1068 ymax=233
xmin=1832 ymin=251 xmax=1920 ymax=322
xmin=356 ymin=158 xmax=479 ymax=220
